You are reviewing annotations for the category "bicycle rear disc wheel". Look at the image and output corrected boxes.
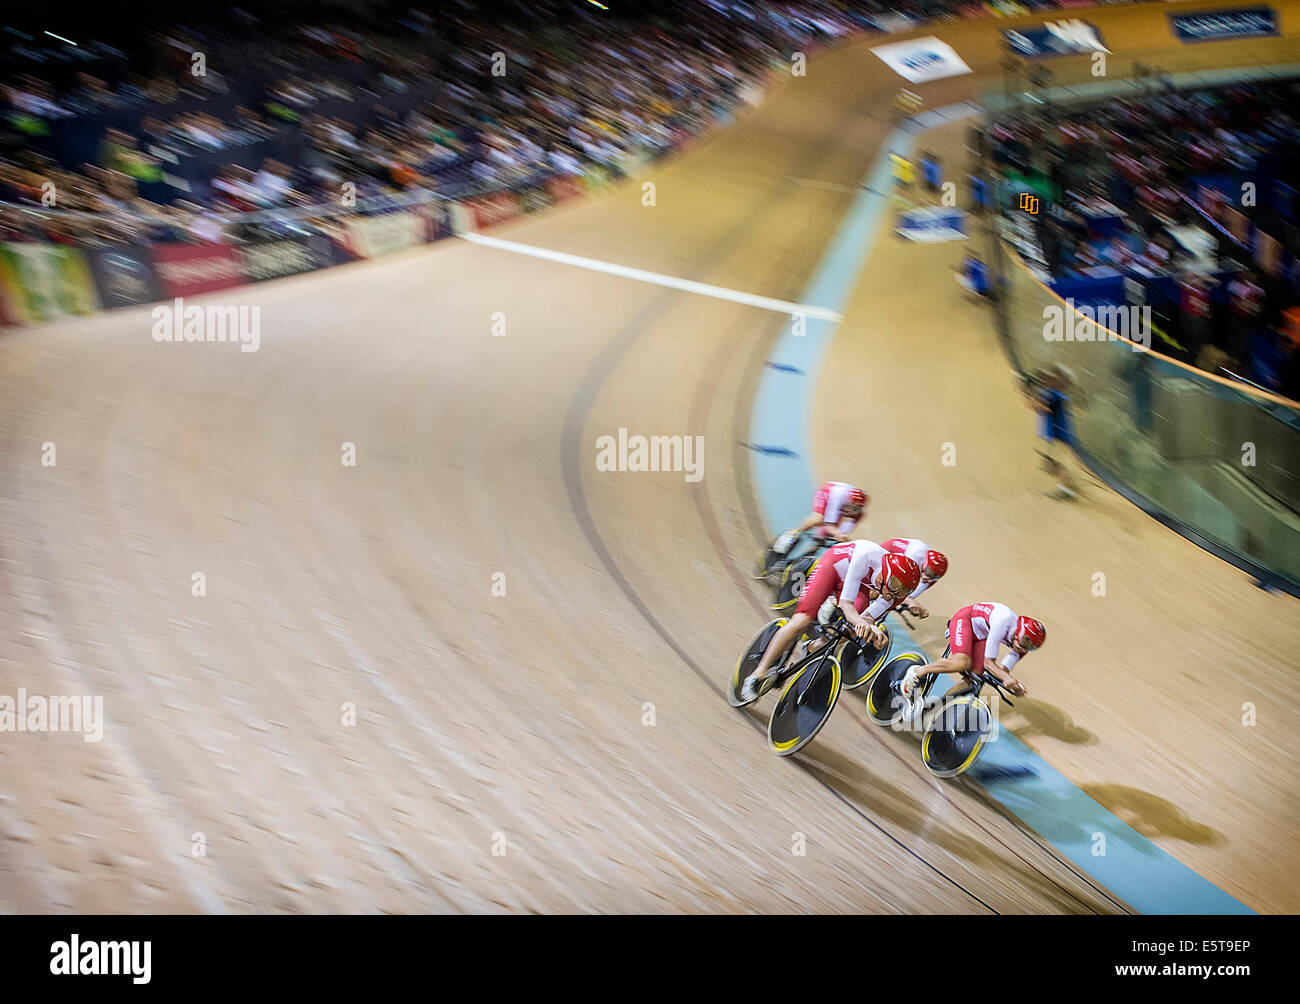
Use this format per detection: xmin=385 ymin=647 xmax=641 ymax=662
xmin=865 ymin=652 xmax=925 ymax=726
xmin=921 ymin=696 xmax=993 ymax=778
xmin=771 ymin=555 xmax=819 ymax=612
xmin=767 ymin=654 xmax=842 ymax=756
xmin=837 ymin=623 xmax=892 ymax=689
xmin=729 ymin=618 xmax=788 ymax=707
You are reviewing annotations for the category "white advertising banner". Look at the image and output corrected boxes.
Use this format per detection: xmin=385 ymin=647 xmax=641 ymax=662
xmin=344 ymin=211 xmax=423 ymax=258
xmin=870 ymin=37 xmax=972 ymax=84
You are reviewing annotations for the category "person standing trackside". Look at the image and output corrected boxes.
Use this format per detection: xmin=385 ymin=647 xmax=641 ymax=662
xmin=955 ymin=252 xmax=991 ymax=301
xmin=918 ymin=150 xmax=942 ymax=200
xmin=890 ymin=151 xmax=913 ymax=191
xmin=891 ymin=150 xmax=915 ymax=218
xmin=1024 ymin=364 xmax=1081 ymax=500
xmin=1178 ymin=271 xmax=1215 ymax=364
xmin=968 ymin=171 xmax=990 ymax=215
xmin=1226 ymin=267 xmax=1266 ymax=371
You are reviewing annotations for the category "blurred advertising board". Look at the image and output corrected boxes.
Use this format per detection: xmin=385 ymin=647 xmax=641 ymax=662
xmin=545 ymin=175 xmax=584 ymax=206
xmin=871 ymin=37 xmax=973 ymax=83
xmin=1004 ymin=20 xmax=1110 ymax=58
xmin=1169 ymin=7 xmax=1278 ymax=42
xmin=0 ymin=243 xmax=99 ymax=324
xmin=452 ymin=193 xmax=524 ymax=233
xmin=88 ymin=247 xmax=161 ymax=309
xmin=896 ymin=206 xmax=969 ymax=243
xmin=235 ymin=236 xmax=344 ymax=283
xmin=339 ymin=210 xmax=425 ymax=258
xmin=152 ymin=243 xmax=244 ymax=298
xmin=422 ymin=201 xmax=453 ymax=242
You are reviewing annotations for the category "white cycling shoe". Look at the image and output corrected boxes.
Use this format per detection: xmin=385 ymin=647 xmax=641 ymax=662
xmin=739 ymin=671 xmax=773 ymax=703
xmin=899 ymin=668 xmax=924 ymax=723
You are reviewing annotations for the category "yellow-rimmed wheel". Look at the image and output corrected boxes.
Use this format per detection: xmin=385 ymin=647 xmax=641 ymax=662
xmin=728 ymin=618 xmax=788 ymax=707
xmin=921 ymin=695 xmax=993 ymax=778
xmin=865 ymin=652 xmax=925 ymax=726
xmin=767 ymin=652 xmax=842 ymax=757
xmin=836 ymin=622 xmax=892 ymax=690
xmin=770 ymin=555 xmax=819 ymax=612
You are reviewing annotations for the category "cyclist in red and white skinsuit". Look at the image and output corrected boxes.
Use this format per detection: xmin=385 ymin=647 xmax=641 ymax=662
xmin=898 ymin=602 xmax=1045 ymax=720
xmin=880 ymin=538 xmax=948 ymax=618
xmin=769 ymin=482 xmax=868 ymax=559
xmin=740 ymin=540 xmax=920 ymax=702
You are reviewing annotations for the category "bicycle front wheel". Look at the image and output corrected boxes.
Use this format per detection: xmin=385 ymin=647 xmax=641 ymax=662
xmin=767 ymin=653 xmax=842 ymax=756
xmin=865 ymin=652 xmax=925 ymax=726
xmin=729 ymin=617 xmax=787 ymax=707
xmin=771 ymin=555 xmax=819 ymax=612
xmin=921 ymin=695 xmax=993 ymax=778
xmin=838 ymin=623 xmax=892 ymax=689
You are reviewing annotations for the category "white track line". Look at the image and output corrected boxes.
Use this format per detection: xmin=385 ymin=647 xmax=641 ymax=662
xmin=459 ymin=232 xmax=844 ymax=322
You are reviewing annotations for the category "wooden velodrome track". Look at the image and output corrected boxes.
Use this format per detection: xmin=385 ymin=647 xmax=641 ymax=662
xmin=1 ymin=3 xmax=1298 ymax=914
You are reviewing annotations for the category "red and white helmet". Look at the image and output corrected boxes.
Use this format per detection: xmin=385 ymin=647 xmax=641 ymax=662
xmin=923 ymin=550 xmax=948 ymax=580
xmin=845 ymin=487 xmax=868 ymax=515
xmin=1014 ymin=616 xmax=1046 ymax=651
xmin=879 ymin=553 xmax=921 ymax=599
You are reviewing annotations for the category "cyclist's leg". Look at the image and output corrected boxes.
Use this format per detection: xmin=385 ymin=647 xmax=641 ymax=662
xmin=905 ymin=608 xmax=975 ymax=698
xmin=751 ymin=612 xmax=813 ymax=682
xmin=752 ymin=558 xmax=838 ymax=681
xmin=789 ymin=523 xmax=832 ymax=561
xmin=771 ymin=527 xmax=800 ymax=557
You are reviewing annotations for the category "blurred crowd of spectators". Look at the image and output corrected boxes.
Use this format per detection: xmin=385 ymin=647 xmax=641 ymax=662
xmin=0 ymin=0 xmax=877 ymax=248
xmin=992 ymin=81 xmax=1300 ymax=398
xmin=0 ymin=0 xmax=1156 ymax=250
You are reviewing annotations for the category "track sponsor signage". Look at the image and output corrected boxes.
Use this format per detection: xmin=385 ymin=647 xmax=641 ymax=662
xmin=868 ymin=13 xmax=922 ymax=33
xmin=1004 ymin=19 xmax=1110 ymax=58
xmin=896 ymin=206 xmax=968 ymax=243
xmin=340 ymin=210 xmax=424 ymax=258
xmin=151 ymin=243 xmax=244 ymax=298
xmin=871 ymin=37 xmax=972 ymax=84
xmin=236 ymin=237 xmax=320 ymax=283
xmin=581 ymin=164 xmax=614 ymax=194
xmin=544 ymin=174 xmax=584 ymax=206
xmin=0 ymin=242 xmax=99 ymax=323
xmin=518 ymin=183 xmax=554 ymax=216
xmin=1169 ymin=6 xmax=1278 ymax=42
xmin=88 ymin=246 xmax=160 ymax=310
xmin=421 ymin=201 xmax=453 ymax=242
xmin=618 ymin=150 xmax=654 ymax=178
xmin=453 ymin=192 xmax=524 ymax=233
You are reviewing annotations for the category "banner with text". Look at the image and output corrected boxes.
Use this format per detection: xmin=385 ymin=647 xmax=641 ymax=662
xmin=88 ymin=246 xmax=160 ymax=310
xmin=896 ymin=206 xmax=969 ymax=243
xmin=152 ymin=243 xmax=244 ymax=298
xmin=338 ymin=210 xmax=425 ymax=259
xmin=1004 ymin=19 xmax=1110 ymax=58
xmin=1170 ymin=7 xmax=1278 ymax=42
xmin=871 ymin=37 xmax=973 ymax=84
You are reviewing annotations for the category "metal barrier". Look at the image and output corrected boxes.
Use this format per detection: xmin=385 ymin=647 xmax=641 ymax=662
xmin=982 ymin=60 xmax=1300 ymax=591
xmin=998 ymin=251 xmax=1300 ymax=588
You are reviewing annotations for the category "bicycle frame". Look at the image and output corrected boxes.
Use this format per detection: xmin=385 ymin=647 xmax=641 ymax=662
xmin=765 ymin=530 xmax=834 ymax=577
xmin=787 ymin=617 xmax=879 ymax=707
